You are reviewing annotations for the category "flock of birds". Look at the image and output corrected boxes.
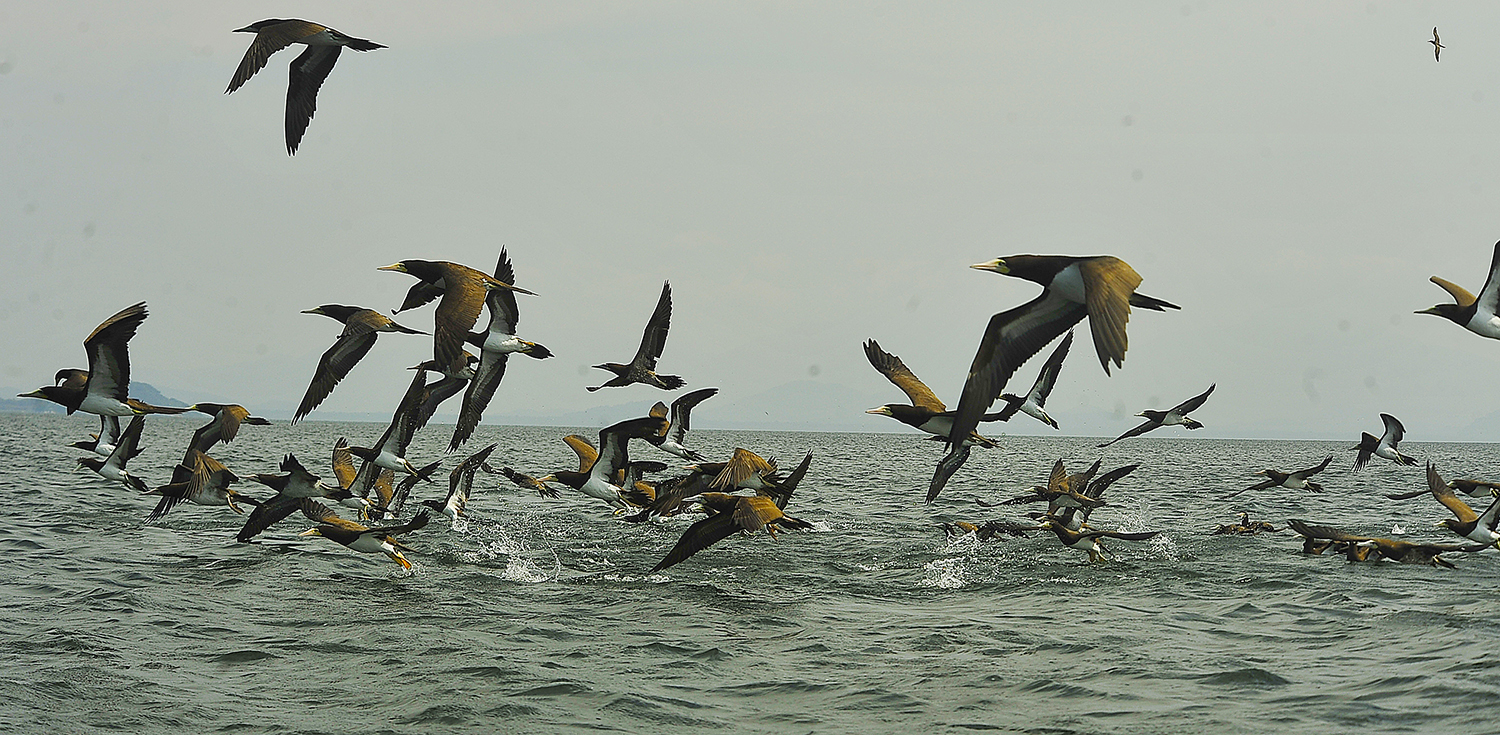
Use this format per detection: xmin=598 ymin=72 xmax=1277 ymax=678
xmin=17 ymin=19 xmax=1500 ymax=574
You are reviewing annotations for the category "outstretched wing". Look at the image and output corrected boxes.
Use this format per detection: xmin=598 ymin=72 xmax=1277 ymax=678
xmin=863 ymin=339 xmax=945 ymax=412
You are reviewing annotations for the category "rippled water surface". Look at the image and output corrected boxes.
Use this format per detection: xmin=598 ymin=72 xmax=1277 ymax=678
xmin=3 ymin=412 xmax=1500 ymax=734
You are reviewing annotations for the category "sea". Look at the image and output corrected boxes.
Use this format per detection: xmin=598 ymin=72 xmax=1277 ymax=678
xmin=3 ymin=411 xmax=1499 ymax=735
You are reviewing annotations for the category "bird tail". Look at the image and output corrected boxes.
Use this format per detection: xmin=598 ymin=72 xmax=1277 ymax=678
xmin=346 ymin=39 xmax=387 ymax=52
xmin=1306 ymin=481 xmax=1324 ymax=493
xmin=1184 ymin=419 xmax=1204 ymax=430
xmin=1398 ymin=453 xmax=1418 ymax=466
xmin=657 ymin=374 xmax=686 ymax=390
xmin=414 ymin=460 xmax=443 ymax=483
xmin=1129 ymin=292 xmax=1181 ymax=311
xmin=524 ymin=342 xmax=554 ymax=359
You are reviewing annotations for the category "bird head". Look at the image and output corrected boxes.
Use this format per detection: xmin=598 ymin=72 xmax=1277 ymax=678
xmin=232 ymin=20 xmax=288 ymax=34
xmin=865 ymin=405 xmax=895 ymax=417
xmin=299 ymin=528 xmax=325 ymax=538
xmin=970 ymin=258 xmax=1008 ymax=275
xmin=377 ymin=262 xmax=411 ymax=274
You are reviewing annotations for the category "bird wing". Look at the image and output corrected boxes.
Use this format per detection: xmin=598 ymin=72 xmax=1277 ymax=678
xmin=1293 ymin=455 xmax=1333 ymax=479
xmin=295 ymin=327 xmax=379 ymax=423
xmin=450 ymin=351 xmax=508 ymax=452
xmin=107 ymin=415 xmax=146 ymax=470
xmin=1378 ymin=413 xmax=1406 ymax=449
xmin=1475 ymin=493 xmax=1500 ymax=531
xmin=669 ymin=388 xmax=718 ymax=444
xmin=733 ymin=496 xmax=785 ymax=533
xmin=330 ymin=438 xmax=357 ymax=489
xmin=1426 ymin=462 xmax=1477 ymax=524
xmin=227 ymin=20 xmax=326 ymax=93
xmin=1429 ymin=277 xmax=1476 ymax=309
xmin=485 ymin=250 xmax=522 ymax=335
xmin=765 ymin=452 xmax=813 ymax=510
xmin=431 ymin=264 xmax=491 ymax=373
xmin=593 ymin=416 xmax=668 ymax=484
xmin=1222 ymin=479 xmax=1277 ymax=500
xmin=1083 ymin=529 xmax=1161 ymax=542
xmin=1286 ymin=519 xmax=1367 ymax=542
xmin=1078 ymin=257 xmax=1143 ymax=373
xmin=630 ymin=282 xmax=673 ymax=370
xmin=1472 ymin=240 xmax=1500 ymax=319
xmin=1352 ymin=433 xmax=1378 ymax=471
xmin=236 ymin=495 xmax=305 ymax=542
xmin=1097 ymin=418 xmax=1160 ymax=448
xmin=303 ymin=499 xmax=367 ymax=532
xmin=863 ymin=339 xmax=946 ymax=413
xmin=564 ymin=434 xmax=599 ymax=473
xmin=1046 ymin=459 xmax=1068 ymax=493
xmin=100 ymin=414 xmax=123 ymax=446
xmin=1086 ymin=463 xmax=1138 ymax=499
xmin=712 ymin=448 xmax=775 ymax=490
xmin=450 ymin=443 xmax=498 ymax=504
xmin=1173 ymin=384 xmax=1216 ymax=415
xmin=84 ymin=302 xmax=148 ymax=404
xmin=283 ymin=45 xmax=342 ymax=154
xmin=388 ymin=367 xmax=432 ymax=456
xmin=651 ymin=511 xmax=742 ymax=572
xmin=1026 ymin=331 xmax=1073 ymax=406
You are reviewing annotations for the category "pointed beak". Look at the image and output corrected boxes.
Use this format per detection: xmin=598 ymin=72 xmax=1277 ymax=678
xmin=865 ymin=407 xmax=891 ymax=416
xmin=1414 ymin=307 xmax=1440 ymax=315
xmin=377 ymin=263 xmax=406 ymax=273
xmin=970 ymin=259 xmax=1006 ymax=274
xmin=18 ymin=389 xmax=44 ymax=398
xmin=299 ymin=528 xmax=322 ymax=537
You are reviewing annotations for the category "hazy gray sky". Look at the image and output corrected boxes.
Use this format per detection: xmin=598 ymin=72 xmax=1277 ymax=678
xmin=5 ymin=1 xmax=1500 ymax=440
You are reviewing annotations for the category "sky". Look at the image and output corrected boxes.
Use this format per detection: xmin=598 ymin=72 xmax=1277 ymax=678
xmin=4 ymin=1 xmax=1500 ymax=441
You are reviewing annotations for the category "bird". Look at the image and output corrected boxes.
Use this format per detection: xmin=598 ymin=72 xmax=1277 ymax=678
xmin=486 ymin=464 xmax=561 ymax=499
xmin=346 ymin=368 xmax=443 ymax=500
xmin=183 ymin=403 xmax=271 ymax=453
xmin=1350 ymin=413 xmax=1418 ymax=470
xmin=1286 ymin=519 xmax=1486 ymax=568
xmin=1431 ymin=27 xmax=1444 ymax=62
xmin=75 ymin=414 xmax=149 ymax=493
xmin=408 ymin=352 xmax=479 ymax=433
xmin=993 ymin=330 xmax=1073 ymax=429
xmin=452 ymin=250 xmax=552 ymax=451
xmin=327 ymin=437 xmax=377 ymax=518
xmin=1035 ymin=517 xmax=1161 ymax=563
xmin=1387 ymin=463 xmax=1500 ymax=548
xmin=236 ymin=453 xmax=346 ymax=543
xmin=537 ymin=416 xmax=669 ymax=507
xmin=418 ymin=443 xmax=497 ymax=526
xmin=588 ymin=282 xmax=685 ymax=392
xmin=293 ymin=305 xmax=424 ymax=424
xmin=645 ymin=387 xmax=718 ymax=461
xmin=708 ymin=448 xmax=779 ymax=493
xmin=1448 ymin=479 xmax=1500 ymax=498
xmin=1211 ymin=512 xmax=1280 ymax=535
xmin=1097 ymin=384 xmax=1215 ymax=448
xmin=939 ymin=520 xmax=1034 ymax=542
xmin=70 ymin=415 xmax=141 ymax=460
xmin=650 ymin=452 xmax=814 ymax=572
xmin=1416 ymin=240 xmax=1500 ymax=339
xmin=1222 ymin=455 xmax=1333 ymax=500
xmin=983 ymin=459 xmax=1106 ymax=516
xmin=225 ymin=19 xmax=386 ymax=154
xmin=146 ymin=449 xmax=252 ymax=522
xmin=930 ymin=255 xmax=1178 ymax=501
xmin=299 ymin=506 xmax=432 ymax=570
xmin=19 ymin=303 xmax=187 ymax=418
xmin=378 ymin=260 xmax=537 ymax=375
xmin=863 ymin=339 xmax=999 ymax=447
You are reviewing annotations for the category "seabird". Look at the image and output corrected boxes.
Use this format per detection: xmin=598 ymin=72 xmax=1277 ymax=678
xmin=983 ymin=459 xmax=1106 ymax=516
xmin=1036 ymin=517 xmax=1161 ymax=563
xmin=76 ymin=414 xmax=149 ymax=493
xmin=346 ymin=368 xmax=443 ymax=499
xmin=327 ymin=437 xmax=376 ymax=518
xmin=408 ymin=352 xmax=479 ymax=433
xmin=236 ymin=453 xmax=345 ymax=542
xmin=20 ymin=303 xmax=186 ymax=417
xmin=939 ymin=520 xmax=1034 ymax=542
xmin=1387 ymin=463 xmax=1500 ymax=548
xmin=1351 ymin=413 xmax=1418 ymax=470
xmin=1431 ymin=27 xmax=1444 ymax=62
xmin=1211 ymin=512 xmax=1280 ymax=535
xmin=146 ymin=449 xmax=252 ymax=522
xmin=650 ymin=452 xmax=814 ymax=572
xmin=708 ymin=448 xmax=779 ymax=493
xmin=299 ymin=506 xmax=432 ymax=570
xmin=1222 ymin=455 xmax=1333 ymax=500
xmin=418 ymin=443 xmax=497 ymax=525
xmin=486 ymin=464 xmax=561 ymax=498
xmin=1448 ymin=479 xmax=1500 ymax=498
xmin=71 ymin=415 xmax=141 ymax=460
xmin=1416 ymin=240 xmax=1500 ymax=339
xmin=184 ymin=403 xmax=271 ymax=454
xmin=1098 ymin=384 xmax=1215 ymax=449
xmin=451 ymin=250 xmax=552 ymax=452
xmin=537 ymin=416 xmax=669 ymax=507
xmin=1286 ymin=519 xmax=1486 ymax=567
xmin=930 ymin=255 xmax=1178 ymax=501
xmin=378 ymin=260 xmax=536 ymax=377
xmin=226 ymin=19 xmax=386 ymax=155
xmin=587 ymin=282 xmax=685 ymax=392
xmin=994 ymin=330 xmax=1073 ymax=429
xmin=646 ymin=387 xmax=718 ymax=461
xmin=293 ymin=305 xmax=424 ymax=424
xmin=863 ymin=339 xmax=999 ymax=447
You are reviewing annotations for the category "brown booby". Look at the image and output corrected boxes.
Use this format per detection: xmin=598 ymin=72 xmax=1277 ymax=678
xmin=378 ymin=260 xmax=536 ymax=376
xmin=1351 ymin=413 xmax=1418 ymax=470
xmin=863 ymin=339 xmax=999 ymax=447
xmin=184 ymin=403 xmax=271 ymax=454
xmin=1036 ymin=517 xmax=1161 ymax=563
xmin=537 ymin=415 xmax=668 ymax=507
xmin=1211 ymin=512 xmax=1280 ymax=535
xmin=293 ymin=305 xmax=424 ymax=424
xmin=650 ymin=452 xmax=814 ymax=572
xmin=1416 ymin=240 xmax=1500 ymax=339
xmin=645 ymin=387 xmax=718 ymax=461
xmin=486 ymin=465 xmax=561 ymax=498
xmin=226 ymin=19 xmax=386 ymax=154
xmin=236 ymin=453 xmax=345 ymax=542
xmin=929 ymin=255 xmax=1178 ymax=501
xmin=76 ymin=414 xmax=149 ymax=493
xmin=20 ymin=303 xmax=187 ymax=418
xmin=346 ymin=368 xmax=443 ymax=501
xmin=1097 ymin=384 xmax=1215 ymax=448
xmin=1430 ymin=27 xmax=1444 ymax=62
xmin=994 ymin=330 xmax=1073 ymax=429
xmin=587 ymin=282 xmax=685 ymax=392
xmin=1386 ymin=463 xmax=1500 ymax=548
xmin=1287 ymin=519 xmax=1487 ymax=567
xmin=146 ymin=449 xmax=252 ymax=521
xmin=299 ymin=506 xmax=432 ymax=570
xmin=450 ymin=250 xmax=552 ymax=452
xmin=1222 ymin=455 xmax=1333 ymax=500
xmin=939 ymin=520 xmax=1035 ymax=542
xmin=418 ymin=443 xmax=498 ymax=525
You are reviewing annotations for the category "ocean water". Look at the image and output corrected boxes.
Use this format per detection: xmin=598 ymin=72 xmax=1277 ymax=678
xmin=2 ymin=411 xmax=1499 ymax=734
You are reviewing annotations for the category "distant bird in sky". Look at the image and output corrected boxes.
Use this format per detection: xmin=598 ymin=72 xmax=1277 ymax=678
xmin=929 ymin=255 xmax=1178 ymax=501
xmin=1430 ymin=27 xmax=1444 ymax=62
xmin=1222 ymin=455 xmax=1332 ymax=500
xmin=1097 ymin=384 xmax=1215 ymax=449
xmin=994 ymin=330 xmax=1074 ymax=429
xmin=588 ymin=282 xmax=685 ymax=392
xmin=294 ymin=305 xmax=424 ymax=424
xmin=1350 ymin=413 xmax=1418 ymax=470
xmin=1416 ymin=240 xmax=1500 ymax=340
xmin=226 ymin=19 xmax=386 ymax=154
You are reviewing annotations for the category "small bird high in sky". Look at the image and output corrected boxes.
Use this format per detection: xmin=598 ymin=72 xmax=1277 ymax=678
xmin=1430 ymin=27 xmax=1444 ymax=62
xmin=226 ymin=19 xmax=386 ymax=154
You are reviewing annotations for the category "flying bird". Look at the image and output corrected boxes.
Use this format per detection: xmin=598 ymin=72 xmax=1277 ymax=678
xmin=236 ymin=453 xmax=345 ymax=543
xmin=1416 ymin=240 xmax=1500 ymax=340
xmin=1287 ymin=519 xmax=1486 ymax=567
xmin=146 ymin=449 xmax=251 ymax=522
xmin=1036 ymin=517 xmax=1160 ymax=563
xmin=1430 ymin=27 xmax=1444 ymax=62
xmin=183 ymin=403 xmax=271 ymax=453
xmin=418 ymin=443 xmax=498 ymax=525
xmin=1351 ymin=413 xmax=1418 ymax=470
xmin=19 ymin=303 xmax=186 ymax=418
xmin=862 ymin=339 xmax=998 ymax=447
xmin=929 ymin=255 xmax=1178 ymax=501
xmin=651 ymin=452 xmax=814 ymax=573
xmin=537 ymin=416 xmax=669 ymax=507
xmin=346 ymin=368 xmax=443 ymax=499
xmin=451 ymin=250 xmax=552 ymax=451
xmin=588 ymin=282 xmax=685 ymax=392
xmin=1222 ymin=455 xmax=1333 ymax=500
xmin=293 ymin=305 xmax=424 ymax=424
xmin=1097 ymin=384 xmax=1215 ymax=448
xmin=993 ymin=330 xmax=1074 ymax=429
xmin=645 ymin=387 xmax=718 ymax=461
xmin=299 ymin=506 xmax=431 ymax=570
xmin=75 ymin=414 xmax=149 ymax=493
xmin=377 ymin=260 xmax=536 ymax=376
xmin=1387 ymin=463 xmax=1500 ymax=548
xmin=226 ymin=19 xmax=386 ymax=154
